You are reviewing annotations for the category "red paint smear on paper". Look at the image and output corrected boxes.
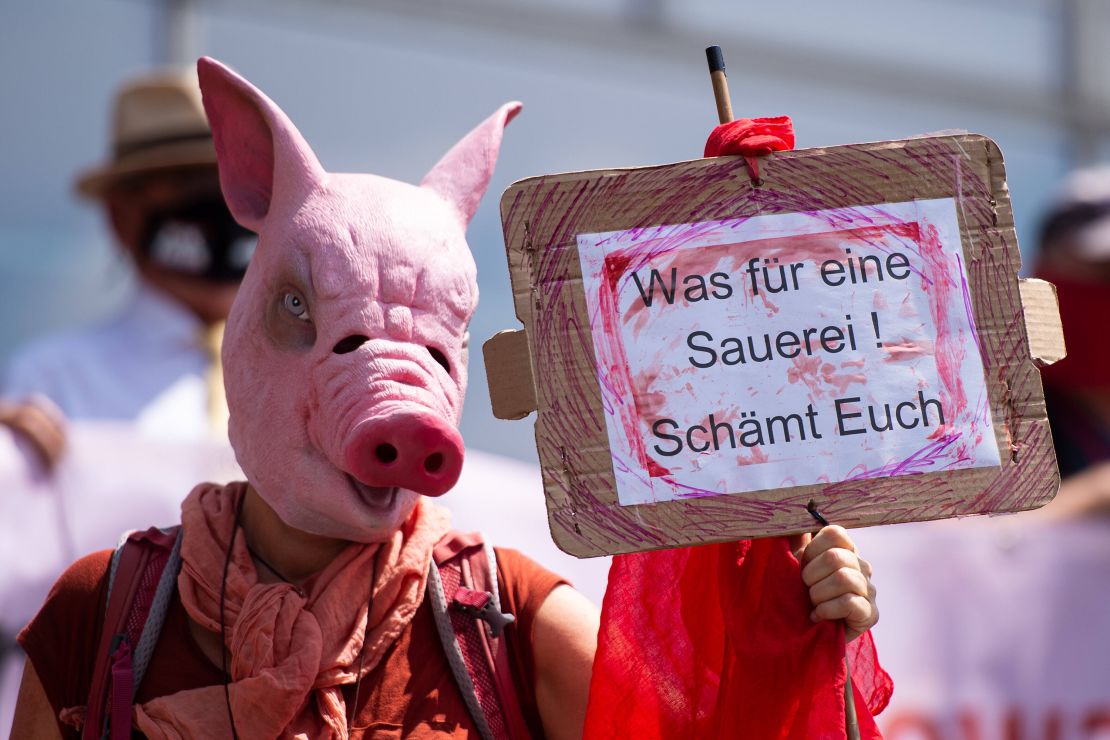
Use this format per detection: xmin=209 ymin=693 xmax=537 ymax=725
xmin=916 ymin=222 xmax=971 ymax=456
xmin=735 ymin=447 xmax=771 ymax=467
xmin=594 ymin=217 xmax=979 ymax=482
xmin=599 ymin=254 xmax=661 ymax=477
xmin=882 ymin=339 xmax=933 ymax=361
xmin=787 ymin=355 xmax=826 ymax=399
xmin=821 ymin=364 xmax=866 ymax=395
xmin=785 ymin=357 xmax=864 ymax=400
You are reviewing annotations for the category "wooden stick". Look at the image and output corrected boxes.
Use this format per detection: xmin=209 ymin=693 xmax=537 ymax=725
xmin=808 ymin=503 xmax=862 ymax=740
xmin=705 ymin=46 xmax=734 ymax=124
xmin=844 ymin=660 xmax=861 ymax=740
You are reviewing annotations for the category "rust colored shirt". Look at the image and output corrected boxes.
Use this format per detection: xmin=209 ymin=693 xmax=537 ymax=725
xmin=20 ymin=545 xmax=566 ymax=739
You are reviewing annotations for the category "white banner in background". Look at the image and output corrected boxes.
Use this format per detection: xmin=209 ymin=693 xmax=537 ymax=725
xmin=853 ymin=518 xmax=1110 ymax=740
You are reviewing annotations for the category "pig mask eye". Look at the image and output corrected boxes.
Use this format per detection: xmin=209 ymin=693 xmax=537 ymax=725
xmin=282 ymin=291 xmax=311 ymax=321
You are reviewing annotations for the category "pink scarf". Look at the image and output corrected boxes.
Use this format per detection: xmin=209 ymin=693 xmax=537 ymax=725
xmin=134 ymin=482 xmax=451 ymax=738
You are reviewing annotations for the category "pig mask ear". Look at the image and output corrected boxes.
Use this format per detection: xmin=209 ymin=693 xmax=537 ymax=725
xmin=196 ymin=56 xmax=326 ymax=232
xmin=421 ymin=101 xmax=522 ymax=227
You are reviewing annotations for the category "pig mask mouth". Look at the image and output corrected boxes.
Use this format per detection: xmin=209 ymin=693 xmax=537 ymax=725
xmin=345 ymin=477 xmax=399 ymax=513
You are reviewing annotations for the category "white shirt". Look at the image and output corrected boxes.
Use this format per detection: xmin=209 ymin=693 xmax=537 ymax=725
xmin=4 ymin=285 xmax=216 ymax=437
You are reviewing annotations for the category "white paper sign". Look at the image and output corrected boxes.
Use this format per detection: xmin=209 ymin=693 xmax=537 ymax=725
xmin=577 ymin=198 xmax=1001 ymax=506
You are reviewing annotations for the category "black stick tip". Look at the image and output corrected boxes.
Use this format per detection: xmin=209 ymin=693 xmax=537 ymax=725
xmin=706 ymin=45 xmax=726 ymax=74
xmin=807 ymin=500 xmax=830 ymax=528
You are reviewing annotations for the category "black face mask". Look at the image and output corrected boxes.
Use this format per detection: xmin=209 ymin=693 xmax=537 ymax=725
xmin=140 ymin=199 xmax=257 ymax=283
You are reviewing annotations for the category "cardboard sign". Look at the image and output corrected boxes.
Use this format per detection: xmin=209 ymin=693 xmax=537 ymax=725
xmin=486 ymin=135 xmax=1065 ymax=558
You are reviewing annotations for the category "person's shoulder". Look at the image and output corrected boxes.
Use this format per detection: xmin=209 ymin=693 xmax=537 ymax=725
xmin=54 ymin=549 xmax=113 ymax=596
xmin=494 ymin=546 xmax=553 ymax=579
xmin=19 ymin=549 xmax=113 ymax=645
xmin=494 ymin=546 xmax=570 ymax=613
xmin=33 ymin=549 xmax=114 ymax=621
xmin=18 ymin=548 xmax=113 ymax=657
xmin=17 ymin=549 xmax=114 ymax=731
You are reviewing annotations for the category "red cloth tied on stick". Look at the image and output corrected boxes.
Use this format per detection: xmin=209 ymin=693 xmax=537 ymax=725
xmin=703 ymin=115 xmax=796 ymax=158
xmin=582 ymin=115 xmax=892 ymax=739
xmin=703 ymin=115 xmax=796 ymax=182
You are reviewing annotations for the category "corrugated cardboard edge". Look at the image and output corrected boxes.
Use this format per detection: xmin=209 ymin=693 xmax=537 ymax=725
xmin=1018 ymin=278 xmax=1066 ymax=366
xmin=484 ymin=329 xmax=536 ymax=420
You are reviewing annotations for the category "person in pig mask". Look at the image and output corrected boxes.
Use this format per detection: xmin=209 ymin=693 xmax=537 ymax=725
xmin=12 ymin=58 xmax=879 ymax=739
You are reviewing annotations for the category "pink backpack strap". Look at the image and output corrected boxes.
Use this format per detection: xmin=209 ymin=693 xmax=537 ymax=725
xmin=428 ymin=531 xmax=531 ymax=740
xmin=84 ymin=526 xmax=181 ymax=740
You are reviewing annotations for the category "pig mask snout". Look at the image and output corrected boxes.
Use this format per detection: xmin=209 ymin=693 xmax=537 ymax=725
xmin=311 ymin=331 xmax=467 ymax=499
xmin=345 ymin=413 xmax=464 ymax=497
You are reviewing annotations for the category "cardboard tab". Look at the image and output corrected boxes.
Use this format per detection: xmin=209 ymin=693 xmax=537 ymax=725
xmin=483 ymin=329 xmax=536 ymax=420
xmin=1018 ymin=278 xmax=1066 ymax=366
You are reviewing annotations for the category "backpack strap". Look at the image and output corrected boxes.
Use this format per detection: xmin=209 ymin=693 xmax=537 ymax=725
xmin=84 ymin=526 xmax=182 ymax=740
xmin=428 ymin=531 xmax=531 ymax=740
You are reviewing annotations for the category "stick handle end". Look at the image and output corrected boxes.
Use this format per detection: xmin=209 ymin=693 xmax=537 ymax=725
xmin=706 ymin=45 xmax=726 ymax=74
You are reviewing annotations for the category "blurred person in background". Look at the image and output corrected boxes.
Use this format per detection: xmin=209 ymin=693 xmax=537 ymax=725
xmin=3 ymin=69 xmax=248 ymax=435
xmin=1033 ymin=166 xmax=1110 ymax=517
xmin=0 ymin=69 xmax=251 ymax=735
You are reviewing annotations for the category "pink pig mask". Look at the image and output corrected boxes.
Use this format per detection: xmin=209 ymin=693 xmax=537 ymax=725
xmin=197 ymin=57 xmax=519 ymax=543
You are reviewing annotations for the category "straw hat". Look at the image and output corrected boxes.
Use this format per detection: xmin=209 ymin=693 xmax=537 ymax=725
xmin=75 ymin=68 xmax=217 ymax=199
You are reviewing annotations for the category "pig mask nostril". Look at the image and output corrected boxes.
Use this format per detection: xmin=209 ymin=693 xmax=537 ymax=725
xmin=424 ymin=452 xmax=444 ymax=474
xmin=375 ymin=443 xmax=398 ymax=464
xmin=427 ymin=347 xmax=450 ymax=374
xmin=333 ymin=335 xmax=370 ymax=355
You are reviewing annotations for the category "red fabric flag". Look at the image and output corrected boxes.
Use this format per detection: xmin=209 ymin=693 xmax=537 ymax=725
xmin=584 ymin=540 xmax=892 ymax=739
xmin=583 ymin=116 xmax=893 ymax=738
